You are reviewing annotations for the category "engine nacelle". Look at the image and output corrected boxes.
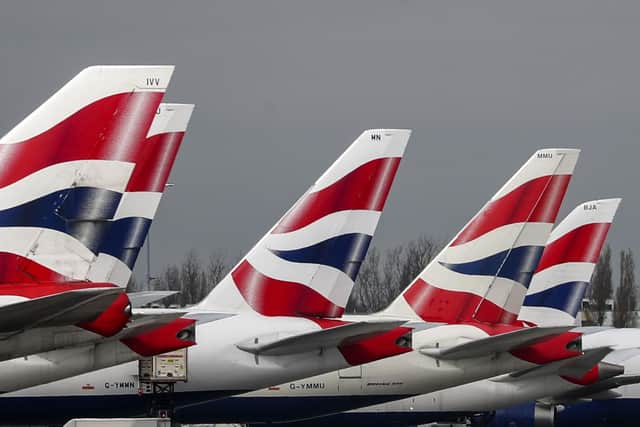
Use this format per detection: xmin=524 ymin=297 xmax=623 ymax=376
xmin=484 ymin=402 xmax=563 ymax=427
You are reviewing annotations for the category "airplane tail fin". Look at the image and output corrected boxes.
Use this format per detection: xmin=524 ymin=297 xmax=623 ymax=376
xmin=198 ymin=129 xmax=412 ymax=317
xmin=519 ymin=198 xmax=621 ymax=326
xmin=0 ymin=66 xmax=174 ymax=283
xmin=86 ymin=103 xmax=195 ymax=286
xmin=383 ymin=149 xmax=579 ymax=324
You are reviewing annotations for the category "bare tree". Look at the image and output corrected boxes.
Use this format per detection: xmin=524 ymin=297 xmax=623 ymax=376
xmin=155 ymin=264 xmax=181 ymax=305
xmin=614 ymin=249 xmax=637 ymax=328
xmin=380 ymin=246 xmax=405 ymax=310
xmin=180 ymin=249 xmax=205 ymax=306
xmin=398 ymin=236 xmax=438 ymax=294
xmin=154 ymin=235 xmax=441 ymax=312
xmin=347 ymin=247 xmax=382 ymax=313
xmin=589 ymin=245 xmax=613 ymax=326
xmin=203 ymin=250 xmax=229 ymax=295
xmin=347 ymin=235 xmax=440 ymax=313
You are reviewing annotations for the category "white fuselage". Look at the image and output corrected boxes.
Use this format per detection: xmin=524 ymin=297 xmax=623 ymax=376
xmin=0 ymin=311 xmax=359 ymax=398
xmin=343 ymin=328 xmax=640 ymax=420
xmin=0 ymin=322 xmax=575 ymax=424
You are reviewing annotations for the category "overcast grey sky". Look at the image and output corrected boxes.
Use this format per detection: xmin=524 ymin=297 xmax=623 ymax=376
xmin=1 ymin=1 xmax=639 ymax=280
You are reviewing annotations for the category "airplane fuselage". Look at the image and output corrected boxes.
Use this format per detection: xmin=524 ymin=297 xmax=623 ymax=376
xmin=0 ymin=322 xmax=580 ymax=425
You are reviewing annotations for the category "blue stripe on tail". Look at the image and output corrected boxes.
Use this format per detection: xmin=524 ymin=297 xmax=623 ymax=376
xmin=99 ymin=217 xmax=151 ymax=269
xmin=0 ymin=187 xmax=122 ymax=253
xmin=270 ymin=233 xmax=372 ymax=281
xmin=439 ymin=245 xmax=544 ymax=288
xmin=523 ymin=281 xmax=589 ymax=318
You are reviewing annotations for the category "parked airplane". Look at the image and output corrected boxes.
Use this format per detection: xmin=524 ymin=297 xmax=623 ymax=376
xmin=158 ymin=148 xmax=584 ymax=425
xmin=0 ymin=103 xmax=199 ymax=392
xmin=0 ymin=65 xmax=174 ymax=344
xmin=504 ymin=354 xmax=640 ymax=427
xmin=0 ymin=66 xmax=200 ymax=358
xmin=467 ymin=206 xmax=640 ymax=427
xmin=0 ymin=148 xmax=589 ymax=425
xmin=0 ymin=66 xmax=199 ymax=372
xmin=276 ymin=198 xmax=624 ymax=426
xmin=0 ymin=128 xmax=414 ymax=424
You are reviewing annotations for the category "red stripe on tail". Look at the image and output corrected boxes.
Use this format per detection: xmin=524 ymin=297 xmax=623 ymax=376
xmin=0 ymin=92 xmax=163 ymax=188
xmin=232 ymin=260 xmax=345 ymax=317
xmin=535 ymin=223 xmax=611 ymax=273
xmin=0 ymin=281 xmax=117 ymax=298
xmin=0 ymin=253 xmax=70 ymax=283
xmin=125 ymin=131 xmax=184 ymax=192
xmin=452 ymin=175 xmax=572 ymax=246
xmin=273 ymin=157 xmax=401 ymax=234
xmin=403 ymin=279 xmax=517 ymax=324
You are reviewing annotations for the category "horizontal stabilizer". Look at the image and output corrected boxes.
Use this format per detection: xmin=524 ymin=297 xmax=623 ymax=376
xmin=127 ymin=291 xmax=179 ymax=308
xmin=185 ymin=311 xmax=236 ymax=324
xmin=550 ymin=375 xmax=640 ymax=403
xmin=118 ymin=311 xmax=188 ymax=339
xmin=492 ymin=347 xmax=614 ymax=382
xmin=237 ymin=319 xmax=407 ymax=356
xmin=576 ymin=390 xmax=622 ymax=400
xmin=419 ymin=326 xmax=572 ymax=360
xmin=0 ymin=288 xmax=122 ymax=337
xmin=559 ymin=348 xmax=617 ymax=378
xmin=132 ymin=308 xmax=235 ymax=325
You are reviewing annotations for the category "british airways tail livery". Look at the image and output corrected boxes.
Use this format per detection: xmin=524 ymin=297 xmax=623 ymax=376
xmin=198 ymin=129 xmax=410 ymax=318
xmin=152 ymin=149 xmax=587 ymax=426
xmin=0 ymin=66 xmax=173 ymax=340
xmin=86 ymin=103 xmax=195 ymax=287
xmin=0 ymin=129 xmax=413 ymax=416
xmin=0 ymin=65 xmax=173 ymax=283
xmin=0 ymin=69 xmax=201 ymax=366
xmin=384 ymin=148 xmax=579 ymax=325
xmin=519 ymin=198 xmax=621 ymax=326
xmin=298 ymin=198 xmax=622 ymax=427
xmin=226 ymin=197 xmax=622 ymax=427
xmin=0 ymin=102 xmax=195 ymax=362
xmin=0 ymin=102 xmax=198 ymax=390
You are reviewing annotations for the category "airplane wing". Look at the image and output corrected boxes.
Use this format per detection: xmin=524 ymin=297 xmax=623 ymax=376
xmin=127 ymin=291 xmax=179 ymax=308
xmin=132 ymin=307 xmax=236 ymax=324
xmin=548 ymin=375 xmax=640 ymax=403
xmin=419 ymin=326 xmax=572 ymax=360
xmin=237 ymin=319 xmax=407 ymax=356
xmin=491 ymin=347 xmax=615 ymax=382
xmin=118 ymin=311 xmax=188 ymax=338
xmin=0 ymin=287 xmax=122 ymax=338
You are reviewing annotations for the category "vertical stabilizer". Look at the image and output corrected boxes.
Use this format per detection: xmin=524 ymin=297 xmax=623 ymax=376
xmin=0 ymin=66 xmax=174 ymax=283
xmin=198 ymin=129 xmax=412 ymax=317
xmin=384 ymin=149 xmax=579 ymax=324
xmin=519 ymin=198 xmax=620 ymax=326
xmin=86 ymin=103 xmax=194 ymax=286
